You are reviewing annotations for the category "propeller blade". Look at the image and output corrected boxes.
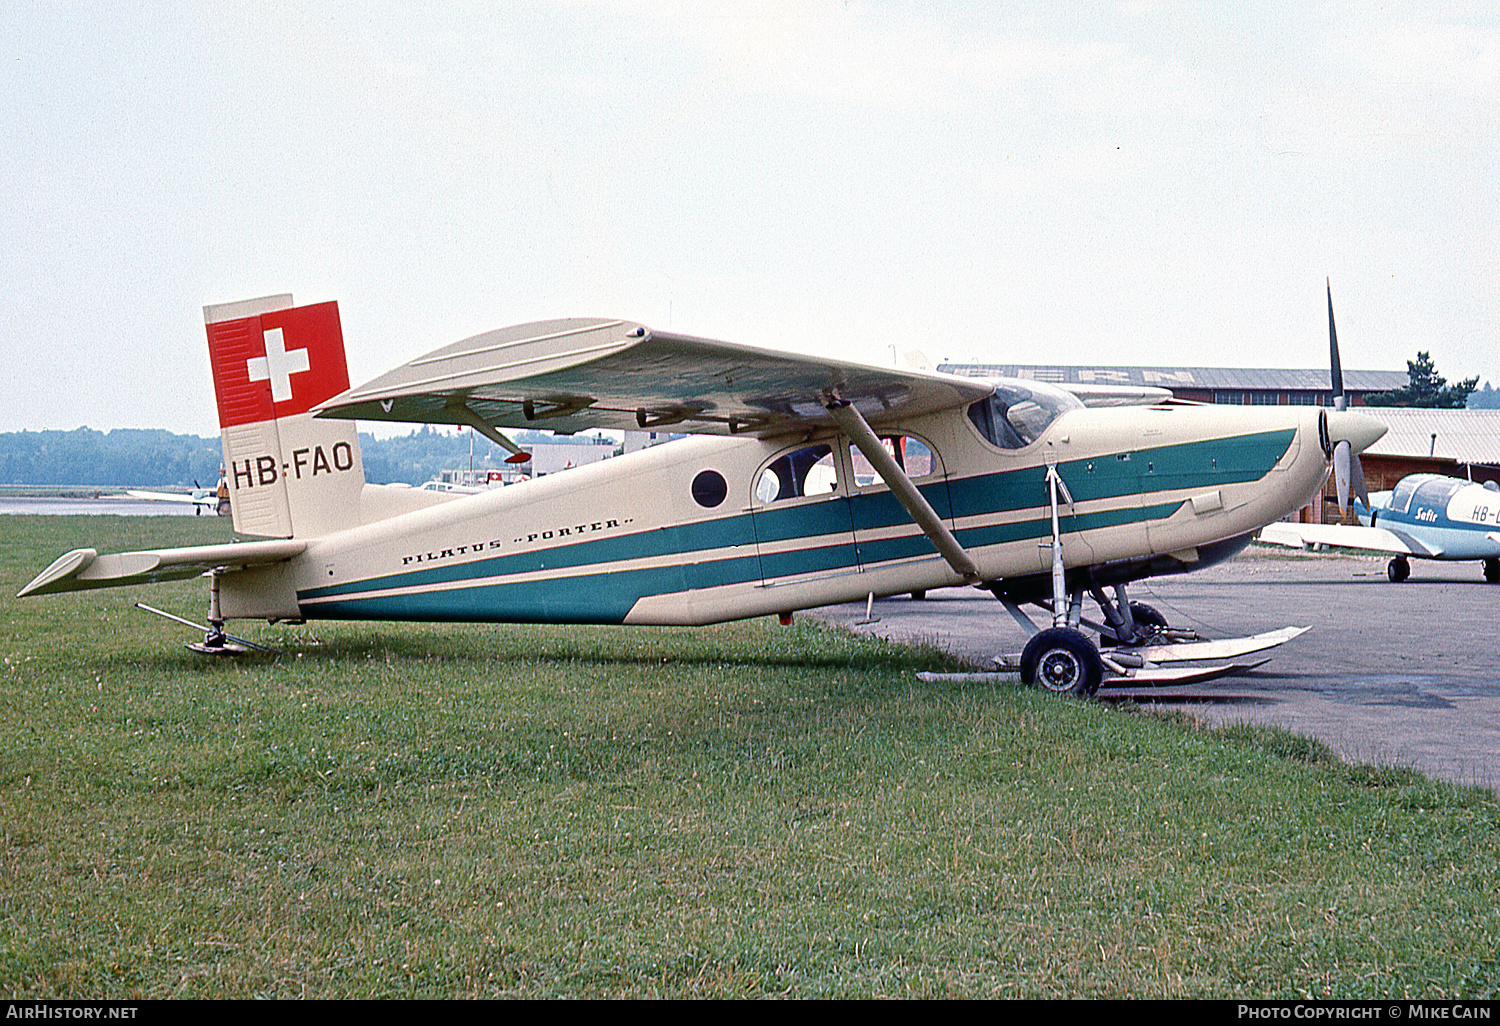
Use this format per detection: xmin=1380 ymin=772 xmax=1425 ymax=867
xmin=1351 ymin=450 xmax=1370 ymax=510
xmin=1327 ymin=278 xmax=1346 ymax=411
xmin=1334 ymin=439 xmax=1352 ymax=513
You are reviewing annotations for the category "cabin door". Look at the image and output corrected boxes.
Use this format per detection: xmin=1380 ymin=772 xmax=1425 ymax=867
xmin=748 ymin=442 xmax=860 ymax=586
xmin=845 ymin=433 xmax=954 ymax=571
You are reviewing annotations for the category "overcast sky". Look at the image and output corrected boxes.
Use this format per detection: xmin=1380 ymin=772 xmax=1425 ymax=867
xmin=3 ymin=0 xmax=1496 ymax=436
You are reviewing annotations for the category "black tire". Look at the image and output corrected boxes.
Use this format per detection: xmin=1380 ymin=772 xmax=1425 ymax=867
xmin=1485 ymin=558 xmax=1499 ymax=584
xmin=910 ymin=590 xmax=927 ymax=600
xmin=1098 ymin=601 xmax=1169 ymax=647
xmin=1387 ymin=556 xmax=1410 ymax=583
xmin=1020 ymin=627 xmax=1103 ymax=697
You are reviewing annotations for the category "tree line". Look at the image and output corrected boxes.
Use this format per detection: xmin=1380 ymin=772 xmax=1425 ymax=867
xmin=0 ymin=425 xmax=611 ymax=488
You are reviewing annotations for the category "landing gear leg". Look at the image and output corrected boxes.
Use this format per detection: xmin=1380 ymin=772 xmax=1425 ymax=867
xmin=1015 ymin=464 xmax=1104 ymax=696
xmin=1093 ymin=584 xmax=1170 ymax=647
xmin=187 ymin=571 xmax=246 ymax=655
xmin=134 ymin=570 xmax=279 ymax=656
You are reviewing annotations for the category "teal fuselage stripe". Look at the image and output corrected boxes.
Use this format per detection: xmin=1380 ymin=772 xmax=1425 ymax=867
xmin=311 ymin=556 xmax=766 ymax=624
xmin=297 ymin=429 xmax=1294 ymax=621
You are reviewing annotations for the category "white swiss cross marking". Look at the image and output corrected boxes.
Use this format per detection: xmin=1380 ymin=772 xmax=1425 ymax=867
xmin=246 ymin=327 xmax=311 ymax=403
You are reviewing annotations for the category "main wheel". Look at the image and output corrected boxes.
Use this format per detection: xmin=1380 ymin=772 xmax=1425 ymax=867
xmin=1020 ymin=627 xmax=1104 ymax=697
xmin=1387 ymin=556 xmax=1411 ymax=583
xmin=1485 ymin=558 xmax=1499 ymax=584
xmin=1098 ymin=601 xmax=1169 ymax=647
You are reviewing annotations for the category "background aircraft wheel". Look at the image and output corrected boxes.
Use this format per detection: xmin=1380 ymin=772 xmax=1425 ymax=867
xmin=1485 ymin=558 xmax=1500 ymax=584
xmin=1098 ymin=601 xmax=1169 ymax=647
xmin=1020 ymin=627 xmax=1103 ymax=697
xmin=1387 ymin=556 xmax=1410 ymax=583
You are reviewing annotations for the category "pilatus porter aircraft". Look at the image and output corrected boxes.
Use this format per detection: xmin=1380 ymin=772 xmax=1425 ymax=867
xmin=20 ymin=294 xmax=1386 ymax=695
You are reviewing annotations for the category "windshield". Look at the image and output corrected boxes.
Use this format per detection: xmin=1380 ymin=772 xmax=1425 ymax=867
xmin=967 ymin=382 xmax=1083 ymax=449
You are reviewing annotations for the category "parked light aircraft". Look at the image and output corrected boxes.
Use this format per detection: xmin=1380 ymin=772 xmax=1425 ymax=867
xmin=127 ymin=473 xmax=228 ymax=515
xmin=1257 ymin=282 xmax=1500 ymax=584
xmin=20 ymin=294 xmax=1386 ymax=695
xmin=1260 ymin=477 xmax=1500 ymax=583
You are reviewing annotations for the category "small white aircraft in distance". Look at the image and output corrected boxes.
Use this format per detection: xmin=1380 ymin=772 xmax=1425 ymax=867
xmin=127 ymin=473 xmax=228 ymax=516
xmin=1258 ymin=283 xmax=1500 ymax=584
xmin=20 ymin=293 xmax=1386 ymax=695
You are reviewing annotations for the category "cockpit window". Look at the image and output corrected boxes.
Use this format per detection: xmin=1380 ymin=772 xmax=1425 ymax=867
xmin=967 ymin=383 xmax=1082 ymax=449
xmin=1390 ymin=478 xmax=1420 ymax=513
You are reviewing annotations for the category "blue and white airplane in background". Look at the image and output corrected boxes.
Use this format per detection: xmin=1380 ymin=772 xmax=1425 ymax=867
xmin=1258 ymin=282 xmax=1500 ymax=583
xmin=1262 ymin=475 xmax=1500 ymax=583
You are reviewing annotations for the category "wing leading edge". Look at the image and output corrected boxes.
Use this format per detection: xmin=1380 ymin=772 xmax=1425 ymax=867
xmin=314 ymin=318 xmax=997 ymax=438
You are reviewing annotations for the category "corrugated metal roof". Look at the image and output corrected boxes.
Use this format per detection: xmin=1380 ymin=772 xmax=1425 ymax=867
xmin=1360 ymin=408 xmax=1500 ymax=465
xmin=938 ymin=364 xmax=1408 ymax=392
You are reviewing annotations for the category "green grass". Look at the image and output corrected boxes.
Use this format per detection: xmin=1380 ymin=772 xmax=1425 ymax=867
xmin=2 ymin=516 xmax=1498 ymax=998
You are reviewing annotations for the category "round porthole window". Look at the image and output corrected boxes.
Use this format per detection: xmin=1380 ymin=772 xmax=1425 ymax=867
xmin=691 ymin=469 xmax=728 ymax=508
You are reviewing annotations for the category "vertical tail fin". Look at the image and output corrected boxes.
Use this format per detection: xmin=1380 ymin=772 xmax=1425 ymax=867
xmin=205 ymin=295 xmax=365 ymax=538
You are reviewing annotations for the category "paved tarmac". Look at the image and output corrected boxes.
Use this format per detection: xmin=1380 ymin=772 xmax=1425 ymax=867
xmin=811 ymin=545 xmax=1500 ymax=792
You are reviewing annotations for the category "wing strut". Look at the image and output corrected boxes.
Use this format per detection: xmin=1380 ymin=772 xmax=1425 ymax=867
xmin=447 ymin=399 xmax=532 ymax=462
xmin=824 ymin=400 xmax=981 ymax=585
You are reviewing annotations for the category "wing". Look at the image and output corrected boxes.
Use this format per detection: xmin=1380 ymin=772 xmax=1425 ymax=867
xmin=1257 ymin=523 xmax=1441 ymax=558
xmin=126 ymin=489 xmax=195 ymax=504
xmin=1055 ymin=382 xmax=1174 ymax=408
xmin=19 ymin=539 xmax=306 ymax=598
xmin=314 ymin=318 xmax=996 ymax=438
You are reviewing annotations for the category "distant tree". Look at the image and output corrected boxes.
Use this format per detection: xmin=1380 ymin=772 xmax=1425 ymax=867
xmin=1468 ymin=381 xmax=1500 ymax=410
xmin=1364 ymin=352 xmax=1478 ymax=408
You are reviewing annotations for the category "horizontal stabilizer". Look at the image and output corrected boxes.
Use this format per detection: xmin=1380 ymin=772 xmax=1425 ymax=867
xmin=19 ymin=539 xmax=306 ymax=598
xmin=1100 ymin=658 xmax=1272 ymax=687
xmin=948 ymin=657 xmax=1272 ymax=686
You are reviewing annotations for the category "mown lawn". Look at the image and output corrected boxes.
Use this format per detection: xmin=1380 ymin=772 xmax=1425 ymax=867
xmin=2 ymin=516 xmax=1497 ymax=998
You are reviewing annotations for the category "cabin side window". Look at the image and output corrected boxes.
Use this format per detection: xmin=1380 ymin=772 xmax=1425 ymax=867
xmin=966 ymin=383 xmax=1082 ymax=449
xmin=1414 ymin=478 xmax=1464 ymax=512
xmin=756 ymin=444 xmax=838 ymax=503
xmin=848 ymin=435 xmax=938 ymax=488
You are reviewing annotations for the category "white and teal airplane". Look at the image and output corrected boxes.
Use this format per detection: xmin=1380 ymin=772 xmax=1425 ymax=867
xmin=20 ymin=294 xmax=1385 ymax=695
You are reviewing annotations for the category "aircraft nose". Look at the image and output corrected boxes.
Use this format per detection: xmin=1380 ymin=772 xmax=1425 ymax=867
xmin=1325 ymin=410 xmax=1386 ymax=454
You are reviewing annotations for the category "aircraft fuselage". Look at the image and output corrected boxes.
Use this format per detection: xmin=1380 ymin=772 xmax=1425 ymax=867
xmin=1359 ymin=475 xmax=1500 ymax=561
xmin=221 ymin=402 xmax=1331 ymax=626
